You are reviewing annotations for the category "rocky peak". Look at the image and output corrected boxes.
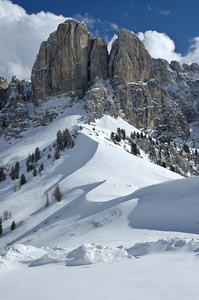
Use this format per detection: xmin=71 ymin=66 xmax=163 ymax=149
xmin=31 ymin=19 xmax=109 ymax=104
xmin=1 ymin=19 xmax=195 ymax=141
xmin=108 ymin=29 xmax=154 ymax=87
xmin=30 ymin=19 xmax=191 ymax=140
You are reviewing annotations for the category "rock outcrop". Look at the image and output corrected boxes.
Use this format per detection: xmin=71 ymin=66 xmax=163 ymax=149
xmin=2 ymin=19 xmax=199 ymax=140
xmin=0 ymin=76 xmax=9 ymax=109
xmin=108 ymin=29 xmax=154 ymax=87
xmin=31 ymin=19 xmax=108 ymax=103
xmin=0 ymin=76 xmax=31 ymax=140
xmin=153 ymin=58 xmax=199 ymax=124
xmin=30 ymin=19 xmax=191 ymax=139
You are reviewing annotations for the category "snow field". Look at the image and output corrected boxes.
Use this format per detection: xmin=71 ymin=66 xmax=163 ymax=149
xmin=0 ymin=101 xmax=199 ymax=300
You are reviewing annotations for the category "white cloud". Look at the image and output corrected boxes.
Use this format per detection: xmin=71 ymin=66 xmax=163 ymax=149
xmin=184 ymin=37 xmax=199 ymax=65
xmin=109 ymin=23 xmax=119 ymax=31
xmin=0 ymin=0 xmax=66 ymax=81
xmin=137 ymin=30 xmax=199 ymax=65
xmin=160 ymin=10 xmax=171 ymax=16
xmin=137 ymin=30 xmax=181 ymax=62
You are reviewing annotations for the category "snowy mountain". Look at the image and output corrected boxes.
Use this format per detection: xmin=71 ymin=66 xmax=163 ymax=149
xmin=0 ymin=99 xmax=199 ymax=300
xmin=0 ymin=19 xmax=199 ymax=300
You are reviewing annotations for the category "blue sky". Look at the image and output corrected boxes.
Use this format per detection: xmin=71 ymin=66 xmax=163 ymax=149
xmin=11 ymin=0 xmax=199 ymax=54
xmin=1 ymin=0 xmax=199 ymax=80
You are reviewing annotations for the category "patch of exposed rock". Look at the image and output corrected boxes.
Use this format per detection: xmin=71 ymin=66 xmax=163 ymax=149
xmin=0 ymin=76 xmax=9 ymax=109
xmin=0 ymin=76 xmax=31 ymax=140
xmin=153 ymin=58 xmax=199 ymax=124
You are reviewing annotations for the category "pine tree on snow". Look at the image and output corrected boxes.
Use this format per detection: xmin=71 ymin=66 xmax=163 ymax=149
xmin=10 ymin=221 xmax=16 ymax=231
xmin=52 ymin=184 xmax=63 ymax=202
xmin=0 ymin=218 xmax=3 ymax=236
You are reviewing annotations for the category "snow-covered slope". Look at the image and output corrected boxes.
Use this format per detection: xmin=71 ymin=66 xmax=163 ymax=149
xmin=0 ymin=101 xmax=199 ymax=300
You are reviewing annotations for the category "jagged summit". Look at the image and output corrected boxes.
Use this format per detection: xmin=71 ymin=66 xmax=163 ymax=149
xmin=31 ymin=19 xmax=155 ymax=102
xmin=0 ymin=19 xmax=199 ymax=142
xmin=29 ymin=19 xmax=189 ymax=140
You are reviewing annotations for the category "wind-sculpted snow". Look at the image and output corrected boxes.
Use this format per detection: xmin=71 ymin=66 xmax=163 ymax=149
xmin=128 ymin=176 xmax=199 ymax=234
xmin=127 ymin=237 xmax=199 ymax=256
xmin=1 ymin=237 xmax=199 ymax=270
xmin=66 ymin=243 xmax=132 ymax=266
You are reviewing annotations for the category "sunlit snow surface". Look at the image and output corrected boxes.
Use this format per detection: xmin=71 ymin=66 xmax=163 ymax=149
xmin=0 ymin=101 xmax=199 ymax=300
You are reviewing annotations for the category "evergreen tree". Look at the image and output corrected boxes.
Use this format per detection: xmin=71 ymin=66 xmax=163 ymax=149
xmin=31 ymin=153 xmax=35 ymax=163
xmin=39 ymin=163 xmax=44 ymax=173
xmin=110 ymin=132 xmax=115 ymax=141
xmin=15 ymin=161 xmax=20 ymax=179
xmin=27 ymin=154 xmax=32 ymax=164
xmin=52 ymin=184 xmax=63 ymax=202
xmin=33 ymin=168 xmax=37 ymax=177
xmin=0 ymin=167 xmax=6 ymax=182
xmin=54 ymin=148 xmax=60 ymax=160
xmin=35 ymin=147 xmax=41 ymax=161
xmin=130 ymin=132 xmax=135 ymax=140
xmin=10 ymin=166 xmax=16 ymax=180
xmin=20 ymin=174 xmax=26 ymax=185
xmin=56 ymin=130 xmax=63 ymax=150
xmin=131 ymin=142 xmax=140 ymax=156
xmin=26 ymin=163 xmax=31 ymax=172
xmin=121 ymin=129 xmax=126 ymax=140
xmin=64 ymin=129 xmax=74 ymax=149
xmin=0 ymin=217 xmax=2 ymax=236
xmin=10 ymin=221 xmax=16 ymax=231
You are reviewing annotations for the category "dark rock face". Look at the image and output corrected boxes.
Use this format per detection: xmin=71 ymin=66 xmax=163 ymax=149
xmin=0 ymin=76 xmax=31 ymax=140
xmin=0 ymin=76 xmax=9 ymax=109
xmin=153 ymin=58 xmax=199 ymax=124
xmin=89 ymin=36 xmax=108 ymax=84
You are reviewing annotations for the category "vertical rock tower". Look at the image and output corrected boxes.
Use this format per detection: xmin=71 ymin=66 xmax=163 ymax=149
xmin=31 ymin=19 xmax=190 ymax=139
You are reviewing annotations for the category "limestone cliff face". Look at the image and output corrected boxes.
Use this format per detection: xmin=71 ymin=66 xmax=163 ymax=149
xmin=31 ymin=20 xmax=92 ymax=102
xmin=30 ymin=19 xmax=191 ymax=139
xmin=31 ymin=19 xmax=108 ymax=103
xmin=153 ymin=58 xmax=199 ymax=124
xmin=89 ymin=36 xmax=108 ymax=84
xmin=108 ymin=29 xmax=155 ymax=87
